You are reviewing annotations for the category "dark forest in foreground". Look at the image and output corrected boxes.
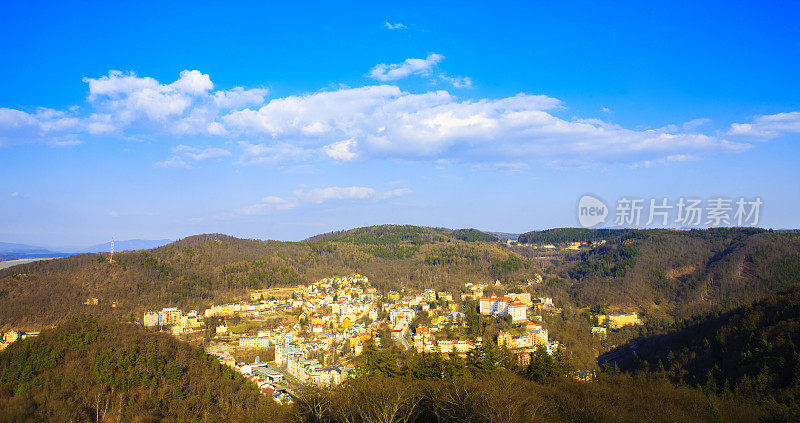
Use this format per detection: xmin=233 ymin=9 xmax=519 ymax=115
xmin=0 ymin=316 xmax=762 ymax=423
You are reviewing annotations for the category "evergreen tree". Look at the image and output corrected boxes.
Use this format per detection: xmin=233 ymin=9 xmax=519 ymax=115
xmin=553 ymin=345 xmax=571 ymax=377
xmin=466 ymin=343 xmax=487 ymax=376
xmin=526 ymin=346 xmax=557 ymax=384
xmin=444 ymin=347 xmax=465 ymax=378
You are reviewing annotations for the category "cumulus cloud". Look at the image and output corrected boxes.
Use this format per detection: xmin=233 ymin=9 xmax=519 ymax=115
xmin=323 ymin=139 xmax=358 ymax=161
xmin=384 ymin=21 xmax=406 ymax=30
xmin=1 ymin=69 xmax=792 ymax=167
xmin=368 ymin=53 xmax=444 ymax=81
xmin=156 ymin=144 xmax=231 ymax=168
xmin=0 ymin=70 xmax=269 ymax=146
xmin=368 ymin=54 xmax=471 ymax=88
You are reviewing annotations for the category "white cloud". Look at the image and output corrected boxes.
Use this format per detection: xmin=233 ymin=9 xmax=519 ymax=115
xmin=155 ymin=156 xmax=192 ymax=169
xmin=729 ymin=112 xmax=800 ymax=138
xmin=214 ymin=86 xmax=269 ymax=109
xmin=384 ymin=21 xmax=406 ymax=30
xmin=368 ymin=53 xmax=444 ymax=81
xmin=0 ymin=69 xmax=792 ymax=167
xmin=240 ymin=196 xmax=297 ymax=215
xmin=438 ymin=73 xmax=472 ymax=88
xmin=681 ymin=118 xmax=711 ymax=131
xmin=294 ymin=186 xmax=412 ymax=203
xmin=661 ymin=118 xmax=711 ymax=133
xmin=77 ymin=70 xmax=268 ymax=137
xmin=368 ymin=54 xmax=471 ymax=88
xmin=10 ymin=192 xmax=19 ymax=197
xmin=629 ymin=154 xmax=699 ymax=169
xmin=172 ymin=144 xmax=231 ymax=160
xmin=295 ymin=186 xmax=376 ymax=203
xmin=323 ymin=138 xmax=358 ymax=161
xmin=156 ymin=144 xmax=231 ymax=168
xmin=239 ymin=185 xmax=410 ymax=216
xmin=379 ymin=188 xmax=412 ymax=199
xmin=236 ymin=141 xmax=312 ymax=166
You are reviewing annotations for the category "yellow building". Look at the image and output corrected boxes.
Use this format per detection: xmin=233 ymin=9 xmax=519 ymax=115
xmin=341 ymin=317 xmax=353 ymax=329
xmin=602 ymin=313 xmax=641 ymax=329
xmin=143 ymin=311 xmax=160 ymax=327
xmin=239 ymin=337 xmax=271 ymax=348
xmin=387 ymin=291 xmax=400 ymax=302
xmin=4 ymin=330 xmax=20 ymax=343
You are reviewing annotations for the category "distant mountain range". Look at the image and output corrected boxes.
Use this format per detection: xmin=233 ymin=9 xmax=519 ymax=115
xmin=0 ymin=239 xmax=172 ymax=261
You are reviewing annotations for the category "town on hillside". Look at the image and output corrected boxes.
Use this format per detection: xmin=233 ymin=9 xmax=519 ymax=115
xmin=36 ymin=273 xmax=644 ymax=405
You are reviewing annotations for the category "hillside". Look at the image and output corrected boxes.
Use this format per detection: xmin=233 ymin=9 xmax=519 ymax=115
xmin=0 ymin=230 xmax=533 ymax=330
xmin=612 ymin=285 xmax=800 ymax=421
xmin=527 ymin=228 xmax=800 ymax=321
xmin=0 ymin=315 xmax=285 ymax=422
xmin=290 ymin=372 xmax=759 ymax=422
xmin=1 ymin=226 xmax=798 ymax=331
xmin=305 ymin=224 xmax=498 ymax=245
xmin=0 ymin=316 xmax=760 ymax=423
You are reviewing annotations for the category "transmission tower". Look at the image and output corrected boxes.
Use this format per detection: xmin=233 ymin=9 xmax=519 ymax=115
xmin=109 ymin=239 xmax=115 ymax=263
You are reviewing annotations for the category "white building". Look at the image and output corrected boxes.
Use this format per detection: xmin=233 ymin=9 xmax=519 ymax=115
xmin=479 ymin=294 xmax=528 ymax=322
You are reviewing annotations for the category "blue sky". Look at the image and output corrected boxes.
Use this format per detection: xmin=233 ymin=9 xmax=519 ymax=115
xmin=2 ymin=1 xmax=799 ymax=248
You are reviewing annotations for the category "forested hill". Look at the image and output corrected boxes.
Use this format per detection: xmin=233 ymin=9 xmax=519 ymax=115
xmin=304 ymin=224 xmax=498 ymax=244
xmin=0 ymin=315 xmax=285 ymax=422
xmin=614 ymin=285 xmax=800 ymax=421
xmin=537 ymin=228 xmax=800 ymax=321
xmin=1 ymin=226 xmax=799 ymax=331
xmin=0 ymin=230 xmax=531 ymax=330
xmin=0 ymin=316 xmax=762 ymax=423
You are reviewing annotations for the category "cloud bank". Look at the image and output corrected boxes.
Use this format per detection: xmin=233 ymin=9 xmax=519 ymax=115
xmin=1 ymin=68 xmax=794 ymax=168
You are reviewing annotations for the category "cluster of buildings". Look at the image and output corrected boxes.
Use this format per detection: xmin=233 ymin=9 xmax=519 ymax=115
xmin=142 ymin=307 xmax=203 ymax=334
xmin=204 ymin=298 xmax=299 ymax=318
xmin=212 ymin=350 xmax=294 ymax=404
xmin=413 ymin=338 xmax=480 ymax=354
xmin=141 ymin=272 xmax=576 ymax=388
